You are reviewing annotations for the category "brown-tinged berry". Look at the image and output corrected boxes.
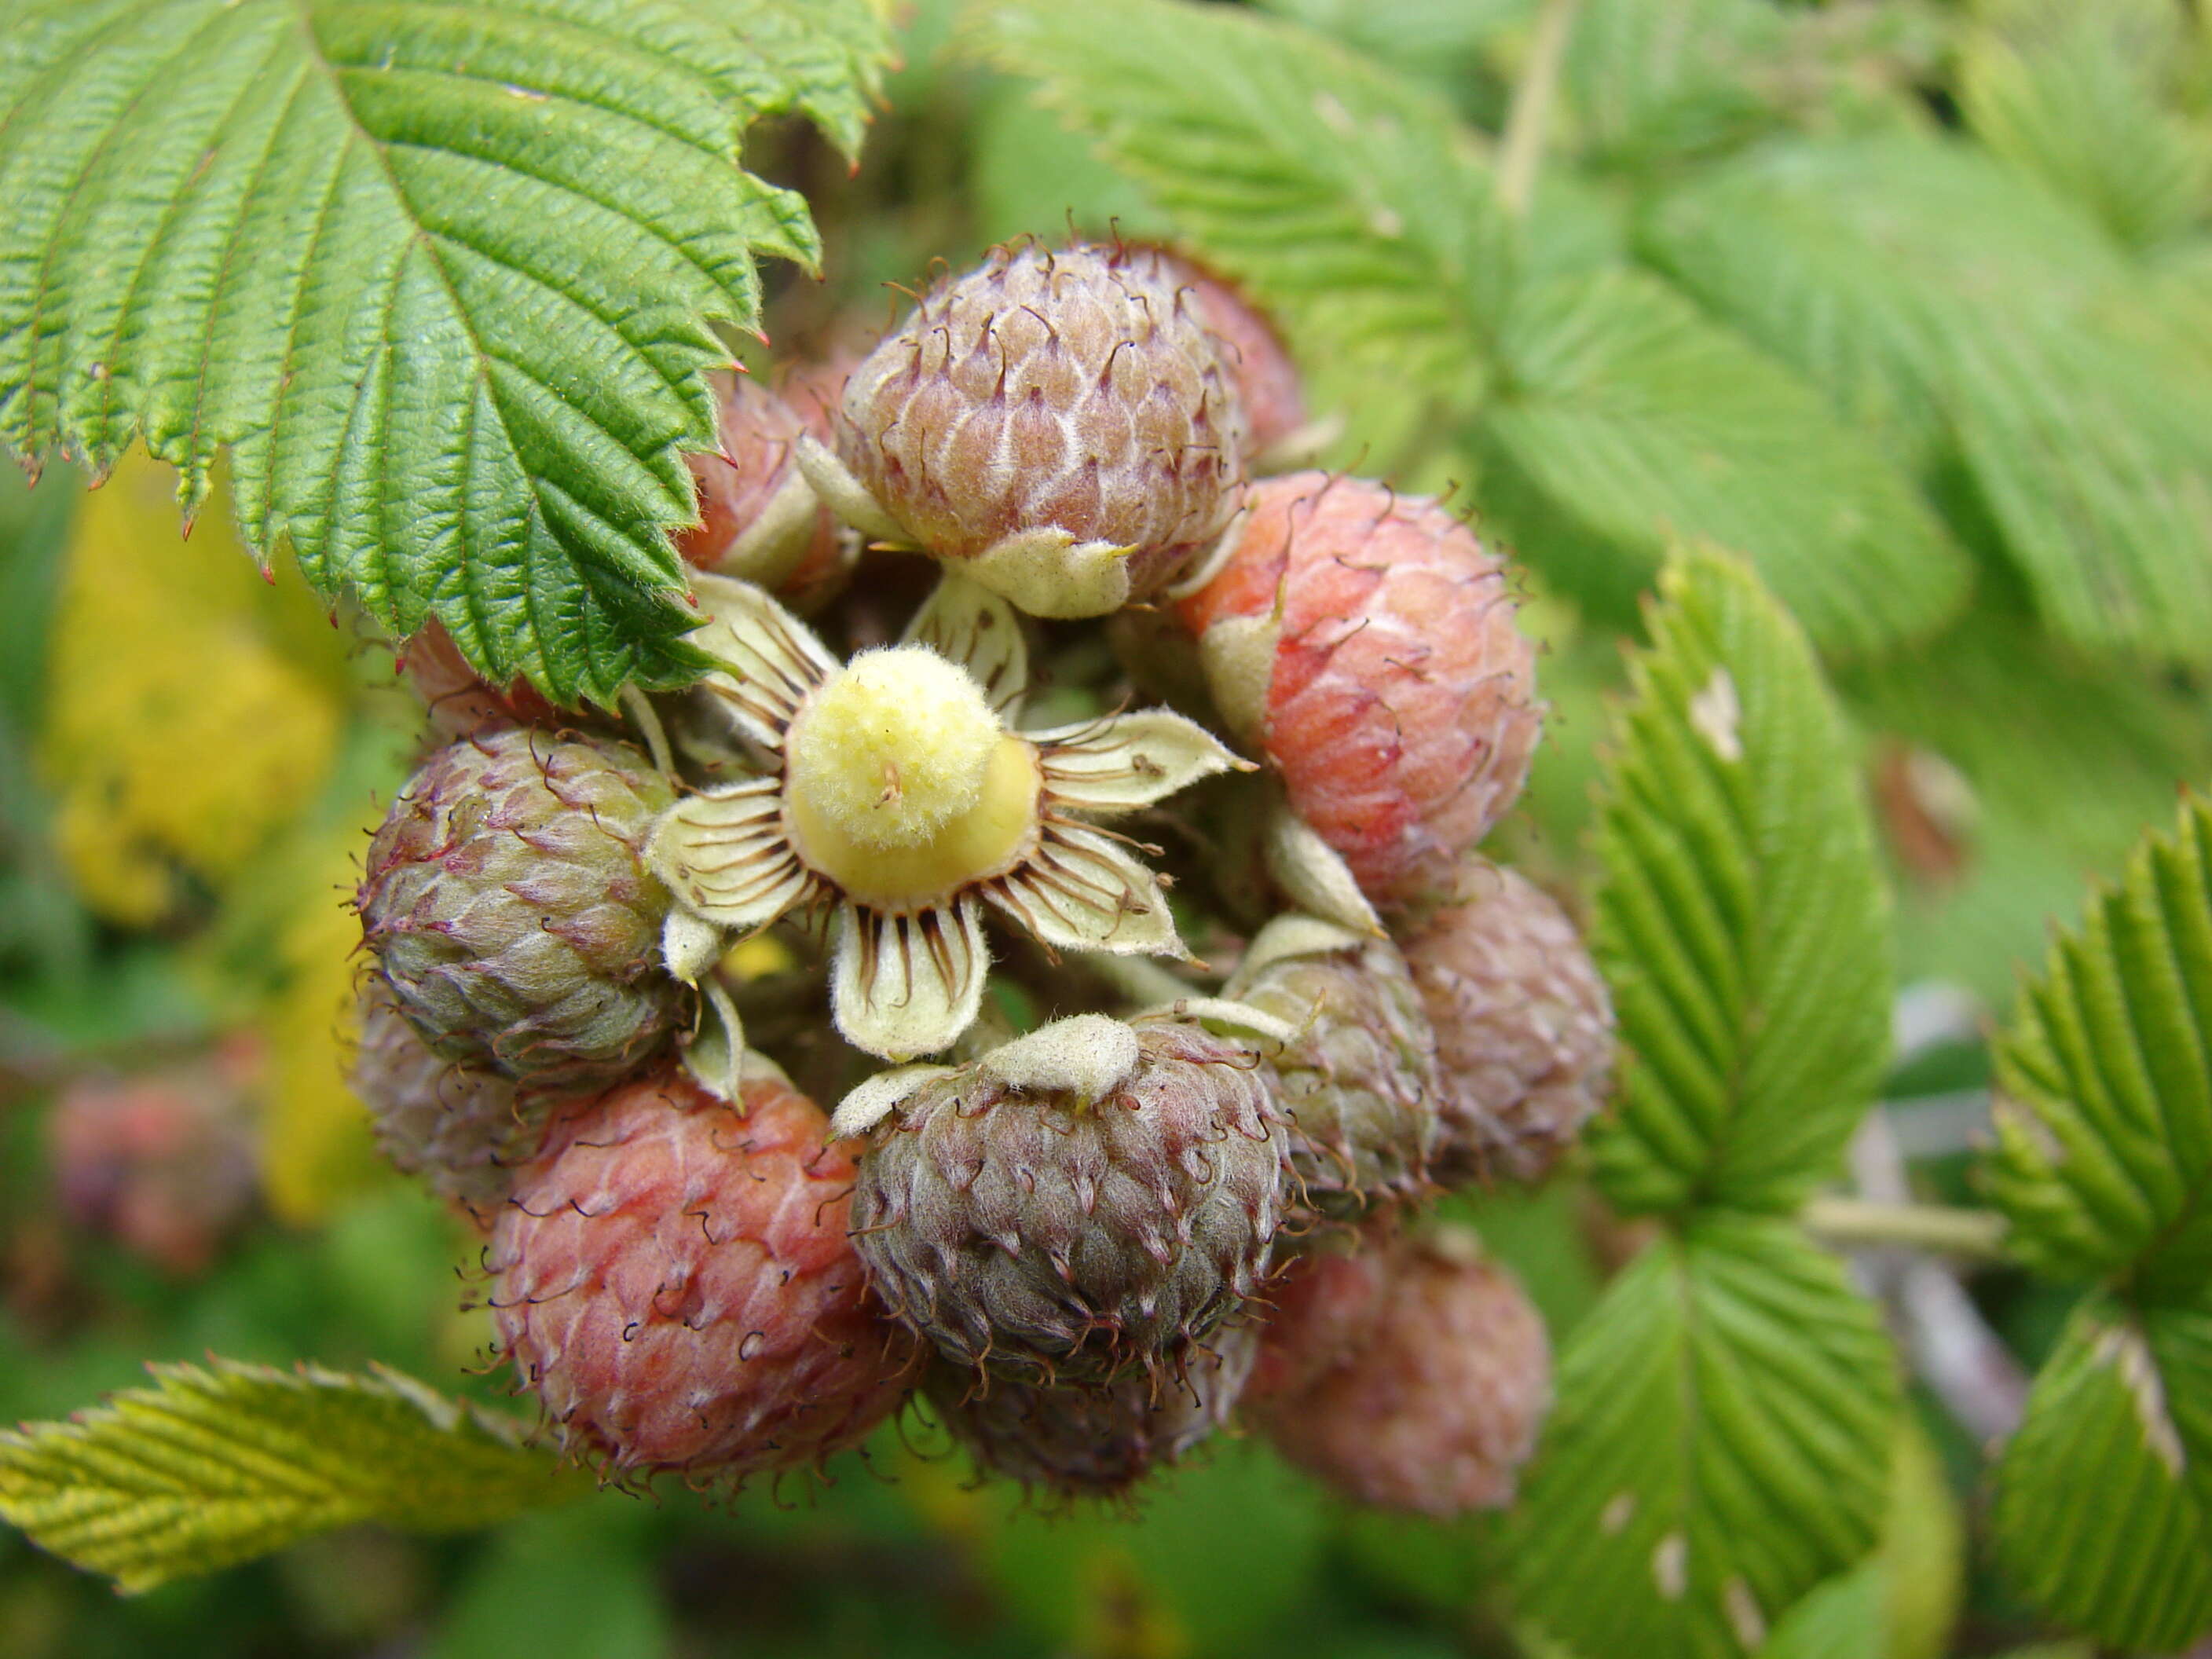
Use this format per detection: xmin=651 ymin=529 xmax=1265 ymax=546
xmin=1400 ymin=862 xmax=1614 ymax=1185
xmin=1130 ymin=246 xmax=1308 ymax=463
xmin=356 ymin=727 xmax=683 ymax=1093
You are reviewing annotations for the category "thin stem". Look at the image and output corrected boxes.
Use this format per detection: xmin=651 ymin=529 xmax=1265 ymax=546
xmin=619 ymin=685 xmax=676 ymax=778
xmin=1497 ymin=0 xmax=1582 ymax=220
xmin=1800 ymin=1195 xmax=2011 ymax=1262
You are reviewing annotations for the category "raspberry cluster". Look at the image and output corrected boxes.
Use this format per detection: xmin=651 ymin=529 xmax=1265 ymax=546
xmin=347 ymin=240 xmax=1612 ymax=1508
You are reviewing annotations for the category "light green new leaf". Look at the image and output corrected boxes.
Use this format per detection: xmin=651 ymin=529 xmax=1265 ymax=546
xmin=1992 ymin=1296 xmax=2212 ymax=1653
xmin=1512 ymin=1216 xmax=1899 ymax=1659
xmin=1470 ymin=269 xmax=1968 ymax=654
xmin=1585 ymin=551 xmax=1890 ymax=1215
xmin=1962 ymin=0 xmax=2209 ymax=253
xmin=0 ymin=0 xmax=892 ymax=704
xmin=0 ymin=1359 xmax=586 ymax=1593
xmin=1566 ymin=0 xmax=1787 ymax=168
xmin=1987 ymin=796 xmax=2212 ymax=1297
xmin=1642 ymin=137 xmax=2212 ymax=665
xmin=966 ymin=0 xmax=1510 ymax=405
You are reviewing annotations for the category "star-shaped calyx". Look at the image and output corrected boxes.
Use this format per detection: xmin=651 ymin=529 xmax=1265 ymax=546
xmin=646 ymin=573 xmax=1248 ymax=1060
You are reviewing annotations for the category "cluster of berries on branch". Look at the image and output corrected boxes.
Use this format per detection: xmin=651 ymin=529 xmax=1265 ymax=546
xmin=349 ymin=238 xmax=1614 ymax=1507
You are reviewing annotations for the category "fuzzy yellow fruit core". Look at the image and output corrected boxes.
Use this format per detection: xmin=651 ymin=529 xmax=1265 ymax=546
xmin=783 ymin=646 xmax=1041 ymax=906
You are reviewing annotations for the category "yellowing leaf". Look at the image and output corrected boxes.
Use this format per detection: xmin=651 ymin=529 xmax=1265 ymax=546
xmin=0 ymin=1359 xmax=584 ymax=1594
xmin=260 ymin=826 xmax=390 ymax=1227
xmin=38 ymin=451 xmax=343 ymax=925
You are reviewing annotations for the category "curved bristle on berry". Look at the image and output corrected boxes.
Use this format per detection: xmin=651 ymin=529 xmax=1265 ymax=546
xmin=1400 ymin=862 xmax=1616 ymax=1186
xmin=924 ymin=1321 xmax=1256 ymax=1503
xmin=1127 ymin=246 xmax=1308 ymax=463
xmin=1249 ymin=1227 xmax=1550 ymax=1517
xmin=849 ymin=1013 xmax=1290 ymax=1390
xmin=349 ymin=976 xmax=548 ymax=1218
xmin=1178 ymin=473 xmax=1543 ymax=906
xmin=489 ymin=1069 xmax=919 ymax=1488
xmin=355 ymin=727 xmax=683 ymax=1093
xmin=837 ymin=240 xmax=1249 ymax=606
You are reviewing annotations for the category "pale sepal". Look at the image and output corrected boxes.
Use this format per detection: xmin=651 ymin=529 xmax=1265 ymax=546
xmin=1032 ymin=709 xmax=1251 ymax=812
xmin=661 ymin=907 xmax=727 ymax=983
xmin=1223 ymin=914 xmax=1369 ymax=998
xmin=1197 ymin=609 xmax=1281 ymax=748
xmin=645 ymin=779 xmax=817 ymax=935
xmin=1264 ymin=799 xmax=1385 ymax=936
xmin=830 ymin=895 xmax=991 ymax=1060
xmin=987 ymin=822 xmax=1186 ymax=958
xmin=1249 ymin=409 xmax=1346 ymax=477
xmin=702 ymin=467 xmax=822 ymax=592
xmin=677 ymin=974 xmax=746 ymax=1105
xmin=793 ymin=435 xmax=909 ymax=544
xmin=977 ymin=1013 xmax=1143 ymax=1106
xmin=1166 ymin=995 xmax=1302 ymax=1049
xmin=966 ymin=528 xmax=1133 ymax=619
xmin=686 ymin=574 xmax=838 ymax=749
xmin=830 ymin=1063 xmax=955 ymax=1139
xmin=1159 ymin=497 xmax=1251 ymax=602
xmin=902 ymin=571 xmax=1031 ymax=719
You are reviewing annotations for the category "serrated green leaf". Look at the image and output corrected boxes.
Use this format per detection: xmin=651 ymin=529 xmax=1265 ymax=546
xmin=1987 ymin=796 xmax=2212 ymax=1297
xmin=1566 ymin=0 xmax=1786 ymax=168
xmin=1585 ymin=551 xmax=1890 ymax=1215
xmin=0 ymin=1359 xmax=585 ymax=1593
xmin=1962 ymin=0 xmax=2210 ymax=253
xmin=1992 ymin=1296 xmax=2212 ymax=1653
xmin=965 ymin=0 xmax=1511 ymax=407
xmin=1470 ymin=269 xmax=1968 ymax=654
xmin=1512 ymin=1216 xmax=1899 ymax=1659
xmin=1641 ymin=137 xmax=2212 ymax=664
xmin=0 ymin=0 xmax=892 ymax=704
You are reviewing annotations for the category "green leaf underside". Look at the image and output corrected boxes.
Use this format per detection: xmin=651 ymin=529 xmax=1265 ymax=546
xmin=1512 ymin=1217 xmax=1899 ymax=1659
xmin=1988 ymin=796 xmax=2212 ymax=1296
xmin=1643 ymin=137 xmax=2212 ymax=665
xmin=1993 ymin=1297 xmax=2212 ymax=1653
xmin=1586 ymin=551 xmax=1891 ymax=1215
xmin=0 ymin=1359 xmax=585 ymax=1594
xmin=967 ymin=0 xmax=1511 ymax=405
xmin=1474 ymin=268 xmax=1968 ymax=655
xmin=0 ymin=0 xmax=892 ymax=703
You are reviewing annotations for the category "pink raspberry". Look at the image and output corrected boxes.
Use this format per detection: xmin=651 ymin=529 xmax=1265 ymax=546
xmin=678 ymin=370 xmax=857 ymax=610
xmin=397 ymin=616 xmax=568 ymax=742
xmin=489 ymin=1069 xmax=918 ymax=1485
xmin=1249 ymin=1228 xmax=1550 ymax=1516
xmin=1399 ymin=862 xmax=1615 ymax=1185
xmin=1177 ymin=474 xmax=1542 ymax=906
xmin=1244 ymin=1239 xmax=1391 ymax=1403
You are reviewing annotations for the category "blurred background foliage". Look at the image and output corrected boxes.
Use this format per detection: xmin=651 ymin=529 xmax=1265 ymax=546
xmin=2 ymin=0 xmax=2208 ymax=1653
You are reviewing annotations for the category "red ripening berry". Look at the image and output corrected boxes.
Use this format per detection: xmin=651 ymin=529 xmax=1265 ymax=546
xmin=489 ymin=1068 xmax=919 ymax=1486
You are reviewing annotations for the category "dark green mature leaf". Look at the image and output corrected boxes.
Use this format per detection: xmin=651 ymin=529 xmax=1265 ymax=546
xmin=1987 ymin=797 xmax=2212 ymax=1298
xmin=1585 ymin=551 xmax=1890 ymax=1215
xmin=1471 ymin=269 xmax=1968 ymax=653
xmin=1992 ymin=1296 xmax=2212 ymax=1652
xmin=1513 ymin=1217 xmax=1899 ymax=1659
xmin=0 ymin=0 xmax=891 ymax=703
xmin=1643 ymin=137 xmax=2212 ymax=664
xmin=0 ymin=1360 xmax=585 ymax=1592
xmin=967 ymin=0 xmax=1510 ymax=406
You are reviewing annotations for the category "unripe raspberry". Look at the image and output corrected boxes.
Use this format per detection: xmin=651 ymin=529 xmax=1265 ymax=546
xmin=397 ymin=617 xmax=568 ymax=742
xmin=1177 ymin=474 xmax=1542 ymax=906
xmin=849 ymin=1013 xmax=1290 ymax=1389
xmin=1400 ymin=863 xmax=1614 ymax=1185
xmin=925 ymin=1322 xmax=1258 ymax=1501
xmin=1227 ymin=921 xmax=1440 ymax=1232
xmin=1245 ymin=1239 xmax=1391 ymax=1402
xmin=489 ymin=1069 xmax=917 ymax=1484
xmin=1131 ymin=247 xmax=1308 ymax=463
xmin=834 ymin=241 xmax=1247 ymax=614
xmin=678 ymin=372 xmax=857 ymax=610
xmin=356 ymin=728 xmax=683 ymax=1093
xmin=1249 ymin=1228 xmax=1550 ymax=1516
xmin=349 ymin=978 xmax=544 ymax=1214
xmin=49 ymin=1042 xmax=259 ymax=1277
